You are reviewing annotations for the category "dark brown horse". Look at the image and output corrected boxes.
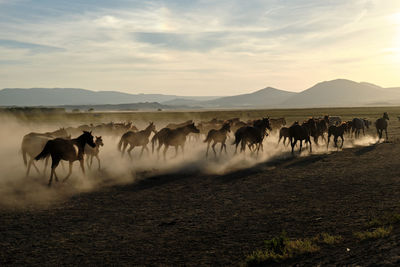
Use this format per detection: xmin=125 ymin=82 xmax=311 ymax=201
xmin=351 ymin=118 xmax=365 ymax=138
xmin=118 ymin=122 xmax=156 ymax=158
xmin=204 ymin=122 xmax=231 ymax=158
xmin=21 ymin=128 xmax=69 ymax=176
xmin=232 ymin=118 xmax=271 ymax=154
xmin=327 ymin=123 xmax=347 ymax=149
xmin=278 ymin=127 xmax=290 ymax=146
xmin=376 ymin=112 xmax=389 ymax=140
xmin=289 ymin=122 xmax=312 ymax=155
xmin=35 ymin=131 xmax=96 ymax=186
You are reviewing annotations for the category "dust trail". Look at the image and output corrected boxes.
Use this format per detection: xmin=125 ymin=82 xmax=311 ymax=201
xmin=0 ymin=116 xmax=379 ymax=209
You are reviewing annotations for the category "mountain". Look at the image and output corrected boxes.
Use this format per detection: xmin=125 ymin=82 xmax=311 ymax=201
xmin=282 ymin=79 xmax=400 ymax=107
xmin=0 ymin=88 xmax=219 ymax=106
xmin=203 ymin=87 xmax=297 ymax=108
xmin=2 ymin=79 xmax=400 ymax=109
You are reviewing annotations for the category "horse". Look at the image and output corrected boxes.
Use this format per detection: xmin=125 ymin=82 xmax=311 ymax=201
xmin=166 ymin=120 xmax=193 ymax=130
xmin=327 ymin=123 xmax=347 ymax=149
xmin=375 ymin=112 xmax=389 ymax=140
xmin=351 ymin=118 xmax=365 ymax=138
xmin=204 ymin=122 xmax=231 ymax=158
xmin=21 ymin=128 xmax=69 ymax=176
xmin=302 ymin=118 xmax=319 ymax=145
xmin=270 ymin=118 xmax=286 ymax=131
xmin=118 ymin=122 xmax=156 ymax=158
xmin=289 ymin=122 xmax=312 ymax=155
xmin=155 ymin=123 xmax=200 ymax=160
xmin=232 ymin=118 xmax=271 ymax=154
xmin=328 ymin=116 xmax=342 ymax=126
xmin=35 ymin=131 xmax=96 ymax=186
xmin=85 ymin=136 xmax=104 ymax=170
xmin=278 ymin=127 xmax=290 ymax=146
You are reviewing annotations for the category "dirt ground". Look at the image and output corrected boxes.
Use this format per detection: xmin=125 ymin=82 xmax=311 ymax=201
xmin=1 ymin=110 xmax=400 ymax=266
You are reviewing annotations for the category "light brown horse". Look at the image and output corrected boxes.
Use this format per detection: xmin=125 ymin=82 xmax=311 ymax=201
xmin=21 ymin=128 xmax=69 ymax=176
xmin=35 ymin=131 xmax=96 ymax=186
xmin=204 ymin=122 xmax=231 ymax=158
xmin=152 ymin=123 xmax=200 ymax=160
xmin=118 ymin=122 xmax=156 ymax=158
xmin=85 ymin=136 xmax=104 ymax=170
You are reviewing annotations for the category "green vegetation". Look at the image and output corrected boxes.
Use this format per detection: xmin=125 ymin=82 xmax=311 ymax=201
xmin=313 ymin=232 xmax=343 ymax=245
xmin=354 ymin=226 xmax=393 ymax=240
xmin=366 ymin=212 xmax=400 ymax=228
xmin=245 ymin=232 xmax=320 ymax=266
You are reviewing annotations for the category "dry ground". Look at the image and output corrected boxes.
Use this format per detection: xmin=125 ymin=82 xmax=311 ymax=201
xmin=1 ymin=108 xmax=400 ymax=266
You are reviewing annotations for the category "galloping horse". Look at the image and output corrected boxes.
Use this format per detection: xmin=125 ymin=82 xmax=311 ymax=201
xmin=204 ymin=122 xmax=231 ymax=158
xmin=118 ymin=122 xmax=156 ymax=158
xmin=289 ymin=122 xmax=312 ymax=155
xmin=376 ymin=112 xmax=389 ymax=140
xmin=21 ymin=128 xmax=69 ymax=176
xmin=232 ymin=118 xmax=271 ymax=154
xmin=278 ymin=127 xmax=290 ymax=146
xmin=351 ymin=118 xmax=365 ymax=138
xmin=85 ymin=136 xmax=104 ymax=170
xmin=327 ymin=123 xmax=347 ymax=149
xmin=35 ymin=131 xmax=96 ymax=186
xmin=155 ymin=123 xmax=200 ymax=160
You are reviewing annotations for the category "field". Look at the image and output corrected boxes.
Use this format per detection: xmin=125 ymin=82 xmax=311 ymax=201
xmin=1 ymin=106 xmax=400 ymax=266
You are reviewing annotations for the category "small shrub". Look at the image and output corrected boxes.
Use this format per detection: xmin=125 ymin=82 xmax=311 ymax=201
xmin=366 ymin=213 xmax=400 ymax=227
xmin=354 ymin=226 xmax=393 ymax=240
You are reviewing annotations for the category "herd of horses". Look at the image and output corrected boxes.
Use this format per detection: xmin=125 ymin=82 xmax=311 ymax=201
xmin=21 ymin=113 xmax=390 ymax=186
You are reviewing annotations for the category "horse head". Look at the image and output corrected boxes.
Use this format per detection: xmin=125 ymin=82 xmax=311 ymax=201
xmin=384 ymin=112 xmax=389 ymax=120
xmin=187 ymin=123 xmax=200 ymax=133
xmin=95 ymin=136 xmax=104 ymax=147
xmin=148 ymin=122 xmax=157 ymax=134
xmin=82 ymin=131 xmax=96 ymax=148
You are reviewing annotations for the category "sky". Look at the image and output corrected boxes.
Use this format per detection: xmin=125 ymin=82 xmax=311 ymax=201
xmin=0 ymin=0 xmax=399 ymax=96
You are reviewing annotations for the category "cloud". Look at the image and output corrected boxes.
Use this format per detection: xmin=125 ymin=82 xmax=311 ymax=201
xmin=0 ymin=39 xmax=65 ymax=53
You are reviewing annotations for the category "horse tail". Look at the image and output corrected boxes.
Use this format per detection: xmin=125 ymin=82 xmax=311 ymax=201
xmin=117 ymin=135 xmax=125 ymax=151
xmin=21 ymin=146 xmax=27 ymax=166
xmin=35 ymin=141 xmax=51 ymax=161
xmin=151 ymin=133 xmax=158 ymax=153
xmin=232 ymin=131 xmax=242 ymax=145
xmin=203 ymin=132 xmax=211 ymax=143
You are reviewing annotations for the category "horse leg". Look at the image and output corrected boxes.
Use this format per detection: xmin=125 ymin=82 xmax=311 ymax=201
xmin=299 ymin=140 xmax=303 ymax=154
xmin=291 ymin=139 xmax=297 ymax=155
xmin=220 ymin=142 xmax=224 ymax=155
xmin=340 ymin=135 xmax=344 ymax=148
xmin=206 ymin=141 xmax=210 ymax=158
xmin=181 ymin=144 xmax=185 ymax=158
xmin=139 ymin=146 xmax=145 ymax=158
xmin=127 ymin=145 xmax=135 ymax=159
xmin=63 ymin=161 xmax=73 ymax=182
xmin=96 ymin=155 xmax=101 ymax=170
xmin=80 ymin=159 xmax=85 ymax=175
xmin=26 ymin=158 xmax=33 ymax=177
xmin=163 ymin=145 xmax=169 ymax=161
xmin=309 ymin=138 xmax=312 ymax=153
xmin=385 ymin=128 xmax=388 ymax=140
xmin=121 ymin=142 xmax=128 ymax=157
xmin=326 ymin=134 xmax=330 ymax=149
xmin=212 ymin=142 xmax=217 ymax=157
xmin=223 ymin=143 xmax=228 ymax=154
xmin=144 ymin=145 xmax=150 ymax=155
xmin=49 ymin=158 xmax=60 ymax=187
xmin=86 ymin=155 xmax=90 ymax=168
xmin=43 ymin=155 xmax=49 ymax=174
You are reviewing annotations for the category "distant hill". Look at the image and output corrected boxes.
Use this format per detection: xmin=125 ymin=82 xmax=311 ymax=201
xmin=0 ymin=88 xmax=219 ymax=106
xmin=2 ymin=79 xmax=400 ymax=109
xmin=282 ymin=79 xmax=400 ymax=107
xmin=60 ymin=102 xmax=189 ymax=111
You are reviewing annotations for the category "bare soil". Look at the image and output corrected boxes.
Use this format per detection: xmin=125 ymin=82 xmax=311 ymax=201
xmin=1 ymin=140 xmax=400 ymax=266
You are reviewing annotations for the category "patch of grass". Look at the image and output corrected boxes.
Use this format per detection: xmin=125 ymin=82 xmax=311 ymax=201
xmin=354 ymin=226 xmax=393 ymax=240
xmin=314 ymin=232 xmax=343 ymax=245
xmin=366 ymin=213 xmax=400 ymax=227
xmin=245 ymin=232 xmax=320 ymax=266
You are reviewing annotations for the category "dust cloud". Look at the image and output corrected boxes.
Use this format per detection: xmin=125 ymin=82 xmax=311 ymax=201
xmin=0 ymin=115 xmax=379 ymax=209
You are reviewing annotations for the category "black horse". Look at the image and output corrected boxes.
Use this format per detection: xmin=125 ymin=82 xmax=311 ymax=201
xmin=35 ymin=131 xmax=96 ymax=186
xmin=289 ymin=122 xmax=312 ymax=155
xmin=376 ymin=112 xmax=389 ymax=140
